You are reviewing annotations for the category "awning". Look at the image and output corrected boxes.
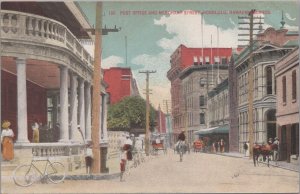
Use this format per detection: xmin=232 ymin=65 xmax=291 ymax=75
xmin=193 ymin=125 xmax=229 ymax=135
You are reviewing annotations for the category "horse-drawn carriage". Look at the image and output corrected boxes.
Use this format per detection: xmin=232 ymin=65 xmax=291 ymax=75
xmin=150 ymin=134 xmax=167 ymax=155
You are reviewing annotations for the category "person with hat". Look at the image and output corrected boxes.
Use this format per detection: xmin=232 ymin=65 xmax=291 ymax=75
xmin=1 ymin=120 xmax=14 ymax=161
xmin=273 ymin=137 xmax=280 ymax=161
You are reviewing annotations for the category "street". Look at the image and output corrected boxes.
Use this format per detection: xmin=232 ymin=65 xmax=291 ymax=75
xmin=1 ymin=151 xmax=298 ymax=193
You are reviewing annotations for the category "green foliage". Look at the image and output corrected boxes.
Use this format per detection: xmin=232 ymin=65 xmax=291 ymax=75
xmin=107 ymin=96 xmax=157 ymax=132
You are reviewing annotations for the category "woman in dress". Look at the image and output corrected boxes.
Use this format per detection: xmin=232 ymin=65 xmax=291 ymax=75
xmin=1 ymin=120 xmax=14 ymax=161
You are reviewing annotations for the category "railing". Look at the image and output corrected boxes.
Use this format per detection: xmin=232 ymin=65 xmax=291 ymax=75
xmin=29 ymin=143 xmax=86 ymax=157
xmin=1 ymin=10 xmax=93 ymax=68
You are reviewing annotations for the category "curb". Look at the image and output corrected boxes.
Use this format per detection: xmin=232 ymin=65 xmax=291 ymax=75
xmin=212 ymin=152 xmax=299 ymax=172
xmin=64 ymin=172 xmax=120 ymax=180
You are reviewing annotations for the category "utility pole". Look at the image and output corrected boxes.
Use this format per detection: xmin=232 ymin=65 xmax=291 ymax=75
xmin=85 ymin=2 xmax=121 ymax=173
xmin=90 ymin=1 xmax=102 ymax=173
xmin=139 ymin=70 xmax=156 ymax=156
xmin=238 ymin=10 xmax=263 ymax=158
xmin=247 ymin=9 xmax=255 ymax=159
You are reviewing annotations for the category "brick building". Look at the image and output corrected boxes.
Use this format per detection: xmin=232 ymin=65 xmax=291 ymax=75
xmin=103 ymin=67 xmax=140 ymax=104
xmin=167 ymin=44 xmax=232 ymax=139
xmin=275 ymin=47 xmax=299 ymax=163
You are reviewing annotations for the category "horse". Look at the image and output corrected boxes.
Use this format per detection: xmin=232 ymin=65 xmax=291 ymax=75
xmin=253 ymin=143 xmax=278 ymax=167
xmin=176 ymin=141 xmax=187 ymax=162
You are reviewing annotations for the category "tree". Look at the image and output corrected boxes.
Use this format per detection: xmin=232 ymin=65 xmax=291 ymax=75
xmin=107 ymin=96 xmax=157 ymax=132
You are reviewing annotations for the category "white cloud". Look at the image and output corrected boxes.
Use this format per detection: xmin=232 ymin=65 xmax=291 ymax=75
xmin=154 ymin=12 xmax=238 ymax=49
xmin=285 ymin=13 xmax=296 ymax=21
xmin=285 ymin=24 xmax=298 ymax=31
xmin=102 ymin=56 xmax=124 ymax=69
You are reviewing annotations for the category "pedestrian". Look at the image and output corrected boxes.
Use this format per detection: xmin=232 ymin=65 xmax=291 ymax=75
xmin=273 ymin=137 xmax=280 ymax=161
xmin=85 ymin=141 xmax=93 ymax=174
xmin=1 ymin=120 xmax=14 ymax=161
xmin=268 ymin=138 xmax=273 ymax=145
xmin=124 ymin=134 xmax=133 ymax=161
xmin=220 ymin=139 xmax=225 ymax=153
xmin=243 ymin=141 xmax=248 ymax=156
xmin=120 ymin=146 xmax=127 ymax=182
xmin=31 ymin=120 xmax=39 ymax=143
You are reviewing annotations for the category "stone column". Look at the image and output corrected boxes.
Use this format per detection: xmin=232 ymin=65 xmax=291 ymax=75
xmin=59 ymin=66 xmax=69 ymax=142
xmin=85 ymin=83 xmax=92 ymax=141
xmin=16 ymin=58 xmax=29 ymax=143
xmin=78 ymin=78 xmax=85 ymax=139
xmin=70 ymin=73 xmax=78 ymax=142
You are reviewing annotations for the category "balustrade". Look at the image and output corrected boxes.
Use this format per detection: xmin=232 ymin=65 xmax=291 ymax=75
xmin=31 ymin=143 xmax=85 ymax=157
xmin=1 ymin=10 xmax=93 ymax=68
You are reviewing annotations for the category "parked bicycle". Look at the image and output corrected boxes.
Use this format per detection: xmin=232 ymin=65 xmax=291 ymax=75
xmin=13 ymin=157 xmax=66 ymax=187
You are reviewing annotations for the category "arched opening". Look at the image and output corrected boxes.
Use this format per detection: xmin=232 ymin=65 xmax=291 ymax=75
xmin=266 ymin=109 xmax=276 ymax=140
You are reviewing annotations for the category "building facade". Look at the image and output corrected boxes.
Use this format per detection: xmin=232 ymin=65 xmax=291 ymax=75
xmin=1 ymin=2 xmax=109 ymax=168
xmin=233 ymin=27 xmax=298 ymax=152
xmin=179 ymin=64 xmax=229 ymax=144
xmin=103 ymin=67 xmax=140 ymax=105
xmin=167 ymin=44 xmax=232 ymax=139
xmin=275 ymin=47 xmax=299 ymax=163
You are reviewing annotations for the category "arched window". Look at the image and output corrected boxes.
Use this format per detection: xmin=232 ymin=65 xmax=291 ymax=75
xmin=282 ymin=76 xmax=286 ymax=103
xmin=292 ymin=70 xmax=297 ymax=101
xmin=199 ymin=78 xmax=207 ymax=87
xmin=266 ymin=66 xmax=273 ymax=95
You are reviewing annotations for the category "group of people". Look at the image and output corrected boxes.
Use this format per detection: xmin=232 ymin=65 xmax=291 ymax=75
xmin=212 ymin=139 xmax=226 ymax=153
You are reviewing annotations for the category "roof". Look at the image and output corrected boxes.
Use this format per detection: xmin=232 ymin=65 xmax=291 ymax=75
xmin=208 ymin=78 xmax=229 ymax=97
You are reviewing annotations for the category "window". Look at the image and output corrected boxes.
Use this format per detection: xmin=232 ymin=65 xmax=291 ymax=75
xmin=200 ymin=113 xmax=205 ymax=124
xmin=221 ymin=57 xmax=227 ymax=64
xmin=199 ymin=78 xmax=207 ymax=87
xmin=199 ymin=95 xmax=206 ymax=107
xmin=199 ymin=57 xmax=203 ymax=65
xmin=292 ymin=70 xmax=297 ymax=101
xmin=205 ymin=56 xmax=210 ymax=64
xmin=193 ymin=56 xmax=198 ymax=65
xmin=214 ymin=56 xmax=220 ymax=64
xmin=282 ymin=76 xmax=286 ymax=104
xmin=266 ymin=66 xmax=273 ymax=95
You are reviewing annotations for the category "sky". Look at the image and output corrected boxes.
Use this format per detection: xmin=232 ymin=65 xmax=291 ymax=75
xmin=78 ymin=1 xmax=299 ymax=112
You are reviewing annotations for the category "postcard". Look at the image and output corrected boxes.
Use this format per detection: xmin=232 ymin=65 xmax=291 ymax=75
xmin=1 ymin=1 xmax=299 ymax=193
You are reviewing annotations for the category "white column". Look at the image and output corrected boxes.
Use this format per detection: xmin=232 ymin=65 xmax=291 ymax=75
xmin=85 ymin=83 xmax=92 ymax=141
xmin=59 ymin=66 xmax=69 ymax=142
xmin=99 ymin=93 xmax=108 ymax=144
xmin=78 ymin=79 xmax=85 ymax=139
xmin=70 ymin=73 xmax=78 ymax=142
xmin=16 ymin=58 xmax=29 ymax=143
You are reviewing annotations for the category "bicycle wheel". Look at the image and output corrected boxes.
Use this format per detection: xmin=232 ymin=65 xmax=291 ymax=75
xmin=46 ymin=162 xmax=66 ymax=183
xmin=13 ymin=164 xmax=39 ymax=187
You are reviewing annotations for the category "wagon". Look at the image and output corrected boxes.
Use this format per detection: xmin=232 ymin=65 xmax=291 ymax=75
xmin=151 ymin=139 xmax=167 ymax=155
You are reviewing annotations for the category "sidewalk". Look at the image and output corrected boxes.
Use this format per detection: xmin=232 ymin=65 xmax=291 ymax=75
xmin=214 ymin=151 xmax=299 ymax=172
xmin=1 ymin=156 xmax=122 ymax=182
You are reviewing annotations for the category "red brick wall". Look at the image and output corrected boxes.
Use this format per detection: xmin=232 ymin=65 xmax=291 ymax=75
xmin=103 ymin=67 xmax=132 ymax=104
xmin=1 ymin=70 xmax=47 ymax=142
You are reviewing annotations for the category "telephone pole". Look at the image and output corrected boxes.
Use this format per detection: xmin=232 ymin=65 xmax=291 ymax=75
xmin=85 ymin=2 xmax=121 ymax=173
xmin=139 ymin=70 xmax=156 ymax=156
xmin=238 ymin=10 xmax=264 ymax=158
xmin=90 ymin=1 xmax=102 ymax=173
xmin=248 ymin=9 xmax=255 ymax=159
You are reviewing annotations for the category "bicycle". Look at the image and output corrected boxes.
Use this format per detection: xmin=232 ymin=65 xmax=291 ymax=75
xmin=13 ymin=157 xmax=66 ymax=187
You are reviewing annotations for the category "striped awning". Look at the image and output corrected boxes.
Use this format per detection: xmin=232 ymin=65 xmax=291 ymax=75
xmin=193 ymin=125 xmax=229 ymax=135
